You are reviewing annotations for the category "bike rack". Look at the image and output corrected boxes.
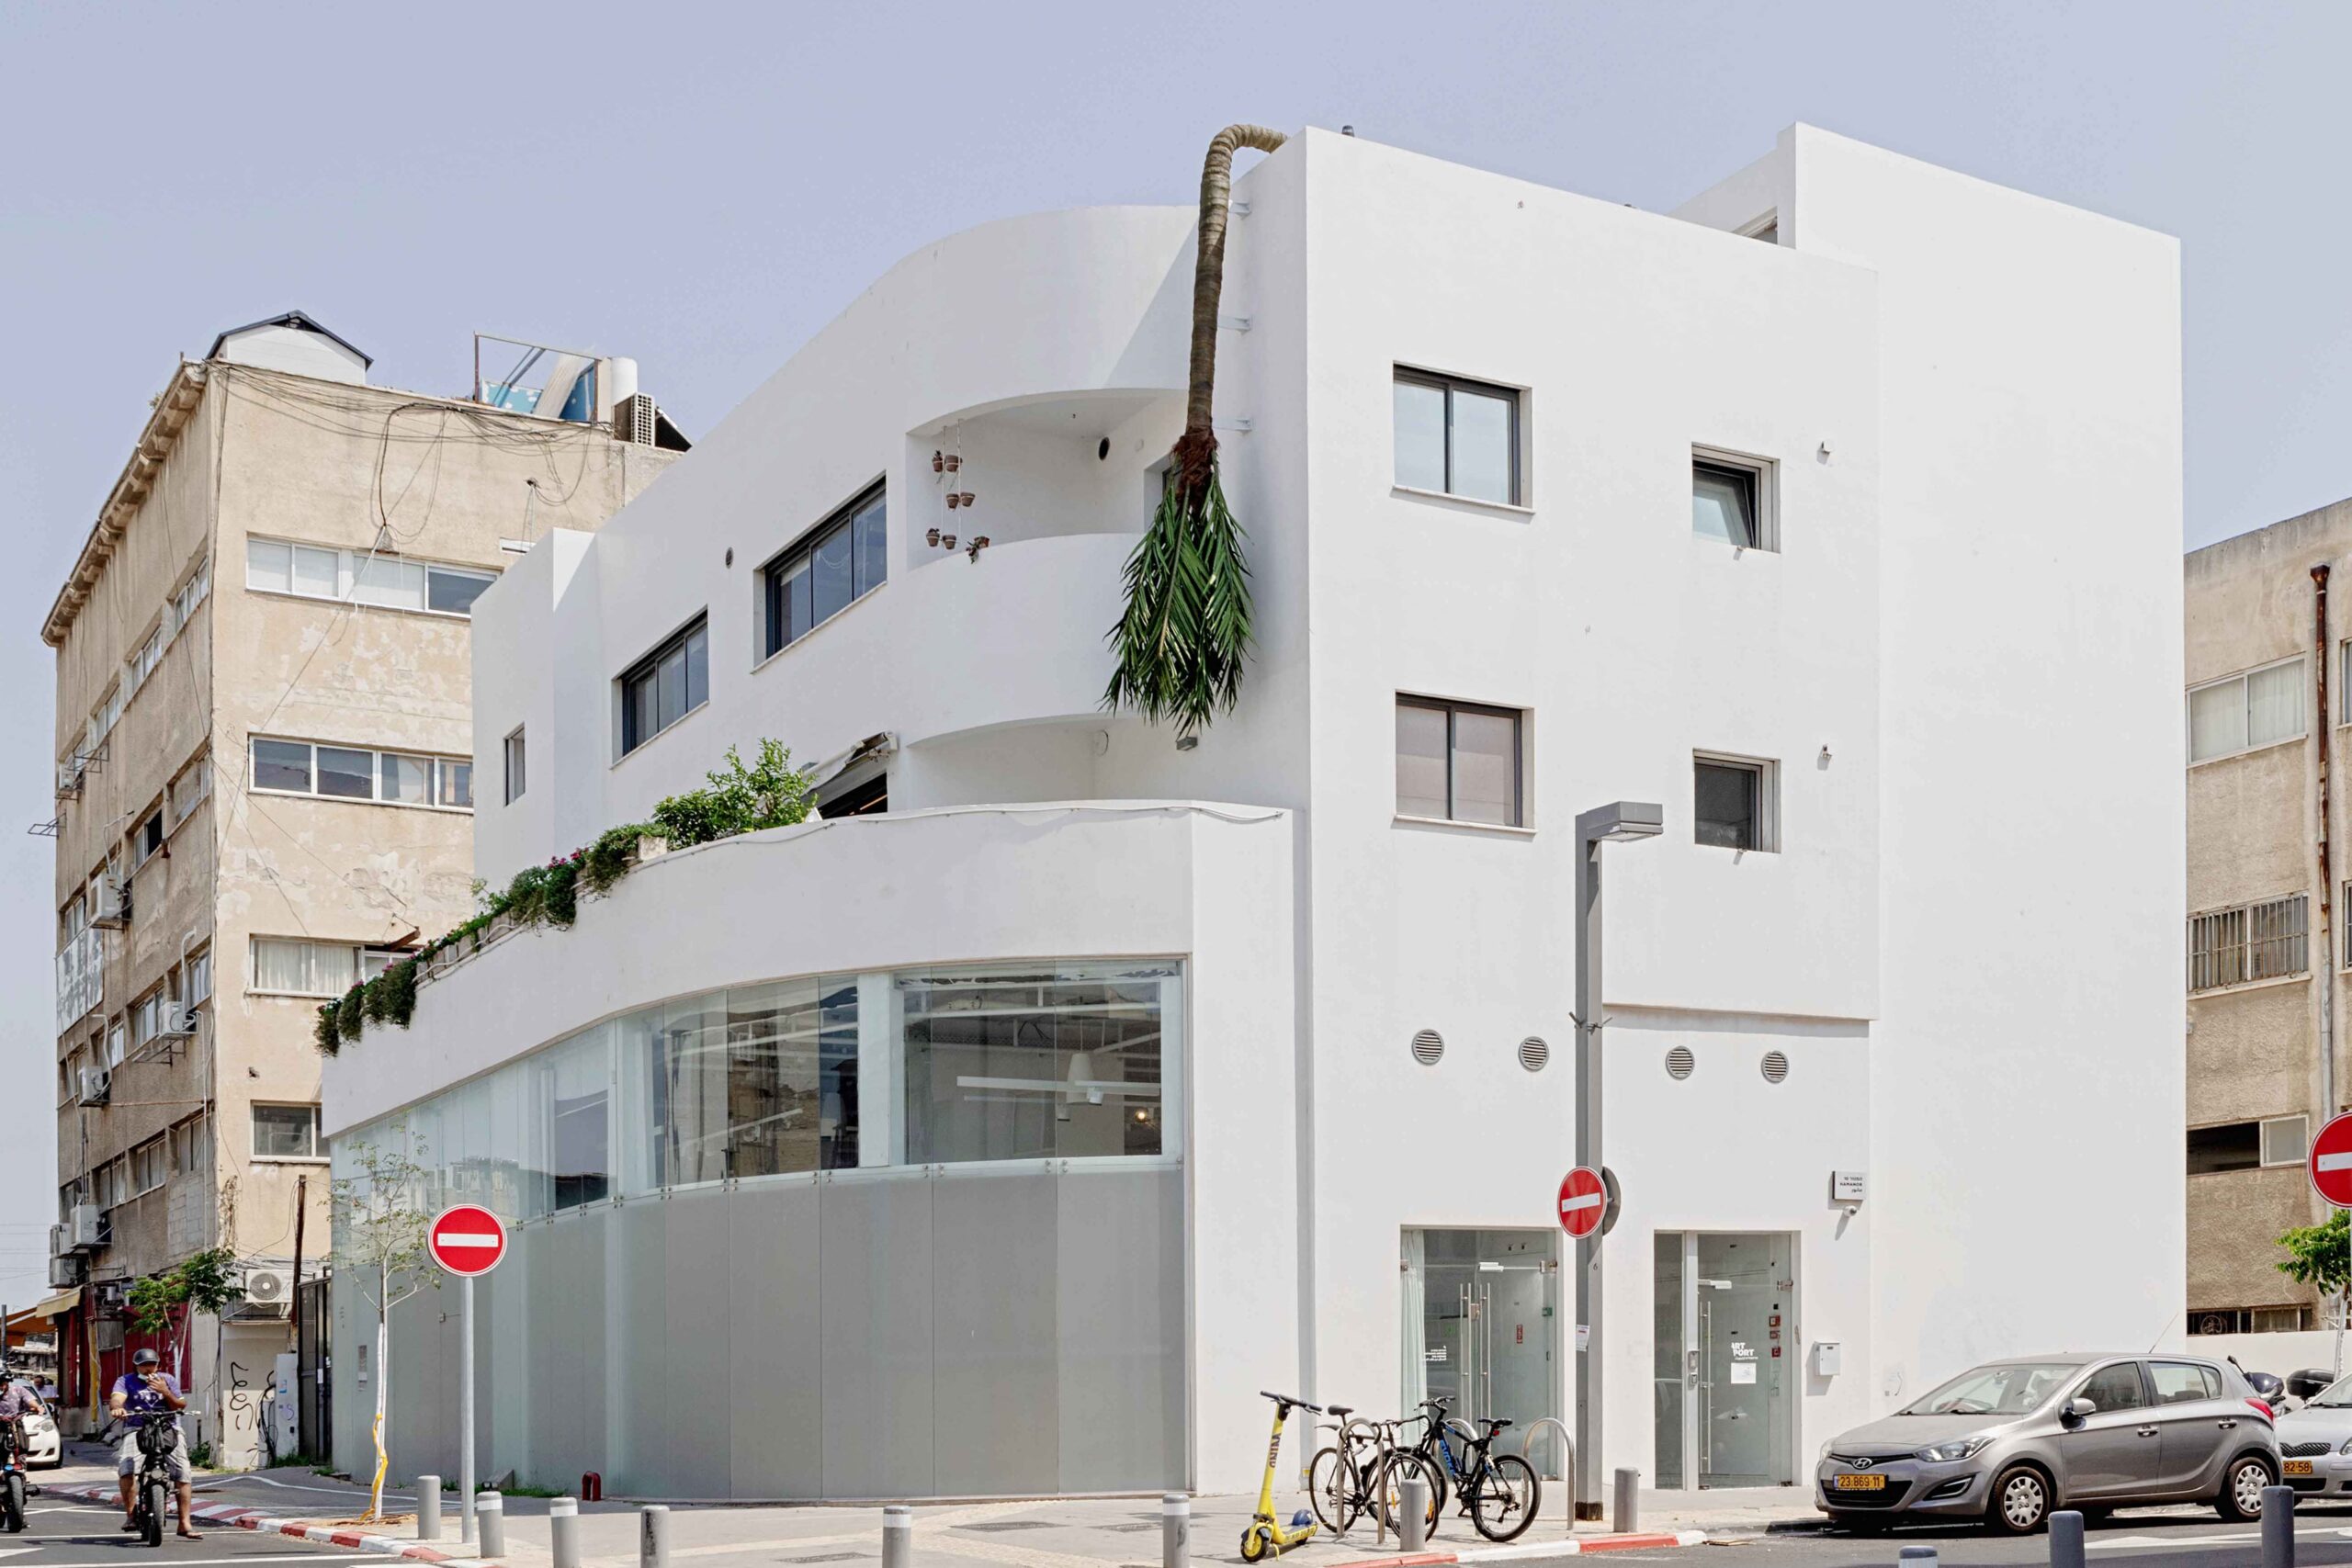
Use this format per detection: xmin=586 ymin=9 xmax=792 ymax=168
xmin=1521 ymin=1416 xmax=1574 ymax=1539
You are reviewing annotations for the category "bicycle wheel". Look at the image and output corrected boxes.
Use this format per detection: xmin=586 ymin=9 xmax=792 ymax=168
xmin=3 ymin=1473 xmax=22 ymax=1533
xmin=1470 ymin=1453 xmax=1540 ymax=1542
xmin=1308 ymin=1446 xmax=1360 ymax=1533
xmin=142 ymin=1479 xmax=166 ymax=1547
xmin=1375 ymin=1450 xmax=1442 ymax=1539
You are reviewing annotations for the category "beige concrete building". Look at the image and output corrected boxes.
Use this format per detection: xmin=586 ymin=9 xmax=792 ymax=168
xmin=43 ymin=313 xmax=679 ymax=1463
xmin=2184 ymin=498 xmax=2352 ymax=1336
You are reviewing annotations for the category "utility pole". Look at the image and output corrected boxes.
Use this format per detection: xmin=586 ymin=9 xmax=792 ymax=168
xmin=289 ymin=1173 xmax=307 ymax=1458
xmin=1573 ymin=802 xmax=1662 ymax=1523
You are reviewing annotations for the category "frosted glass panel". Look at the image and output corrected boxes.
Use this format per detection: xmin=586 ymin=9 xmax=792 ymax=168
xmin=2246 ymin=662 xmax=2304 ymax=749
xmin=1396 ymin=702 xmax=1449 ymax=818
xmin=2188 ymin=679 xmax=2249 ymax=761
xmin=1394 ymin=379 xmax=1446 ymax=491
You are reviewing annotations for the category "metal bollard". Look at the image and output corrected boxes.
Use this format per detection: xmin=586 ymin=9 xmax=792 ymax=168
xmin=549 ymin=1497 xmax=581 ymax=1568
xmin=639 ymin=1505 xmax=671 ymax=1568
xmin=1898 ymin=1546 xmax=1939 ymax=1568
xmin=416 ymin=1476 xmax=442 ymax=1542
xmin=477 ymin=1492 xmax=505 ymax=1560
xmin=1398 ymin=1474 xmax=1430 ymax=1552
xmin=2050 ymin=1509 xmax=2086 ymax=1568
xmin=881 ymin=1505 xmax=913 ymax=1568
xmin=1160 ymin=1494 xmax=1189 ymax=1568
xmin=2264 ymin=1485 xmax=2295 ymax=1568
xmin=1612 ymin=1467 xmax=1639 ymax=1534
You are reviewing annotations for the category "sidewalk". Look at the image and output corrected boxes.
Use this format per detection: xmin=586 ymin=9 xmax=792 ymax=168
xmin=41 ymin=1445 xmax=1825 ymax=1566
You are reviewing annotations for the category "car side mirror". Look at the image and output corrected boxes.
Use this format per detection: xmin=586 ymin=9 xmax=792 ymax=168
xmin=2064 ymin=1397 xmax=2096 ymax=1421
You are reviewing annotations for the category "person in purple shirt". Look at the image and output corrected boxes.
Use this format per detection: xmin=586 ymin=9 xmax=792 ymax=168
xmin=110 ymin=1348 xmax=198 ymax=1539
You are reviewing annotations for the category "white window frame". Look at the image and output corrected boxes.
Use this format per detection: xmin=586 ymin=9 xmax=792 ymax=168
xmin=250 ymin=1102 xmax=324 ymax=1163
xmin=504 ymin=727 xmax=526 ymax=805
xmin=2261 ymin=1114 xmax=2311 ymax=1168
xmin=1693 ymin=751 xmax=1781 ymax=853
xmin=244 ymin=536 xmax=497 ymax=619
xmin=248 ymin=737 xmax=473 ymax=812
xmin=1692 ymin=446 xmax=1779 ymax=553
xmin=185 ymin=947 xmax=212 ymax=1007
xmin=249 ymin=936 xmax=405 ymax=998
xmin=2188 ymin=892 xmax=2309 ymax=992
xmin=2188 ymin=656 xmax=2306 ymax=765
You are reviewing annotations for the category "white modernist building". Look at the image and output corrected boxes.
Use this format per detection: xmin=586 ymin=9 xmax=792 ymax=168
xmin=322 ymin=124 xmax=2185 ymax=1502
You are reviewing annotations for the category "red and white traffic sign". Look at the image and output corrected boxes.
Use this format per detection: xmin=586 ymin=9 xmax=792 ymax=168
xmin=428 ymin=1204 xmax=508 ymax=1277
xmin=1557 ymin=1167 xmax=1607 ymax=1239
xmin=2312 ymin=1112 xmax=2352 ymax=1209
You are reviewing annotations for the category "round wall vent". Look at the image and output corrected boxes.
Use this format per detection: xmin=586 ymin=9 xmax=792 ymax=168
xmin=1761 ymin=1050 xmax=1791 ymax=1084
xmin=1411 ymin=1029 xmax=1445 ymax=1066
xmin=1518 ymin=1036 xmax=1550 ymax=1073
xmin=1665 ymin=1046 xmax=1695 ymax=1080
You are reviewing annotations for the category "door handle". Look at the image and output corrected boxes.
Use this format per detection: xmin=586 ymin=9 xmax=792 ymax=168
xmin=2137 ymin=1427 xmax=2158 ymax=1438
xmin=2217 ymin=1419 xmax=2237 ymax=1430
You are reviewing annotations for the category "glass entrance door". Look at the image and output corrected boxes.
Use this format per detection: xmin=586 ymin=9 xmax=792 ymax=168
xmin=1402 ymin=1229 xmax=1559 ymax=1460
xmin=1653 ymin=1232 xmax=1796 ymax=1488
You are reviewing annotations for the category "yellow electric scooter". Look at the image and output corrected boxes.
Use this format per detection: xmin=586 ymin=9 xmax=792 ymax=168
xmin=1240 ymin=1390 xmax=1323 ymax=1562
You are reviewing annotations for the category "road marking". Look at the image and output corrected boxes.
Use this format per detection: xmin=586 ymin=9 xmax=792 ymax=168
xmin=1 ymin=1559 xmax=362 ymax=1567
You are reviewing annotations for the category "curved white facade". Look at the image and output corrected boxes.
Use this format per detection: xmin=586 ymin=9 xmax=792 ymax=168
xmin=328 ymin=123 xmax=2185 ymax=1502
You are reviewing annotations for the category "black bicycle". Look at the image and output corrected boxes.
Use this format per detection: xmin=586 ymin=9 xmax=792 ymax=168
xmin=127 ymin=1421 xmax=178 ymax=1548
xmin=1402 ymin=1397 xmax=1479 ymax=1518
xmin=1453 ymin=1416 xmax=1540 ymax=1542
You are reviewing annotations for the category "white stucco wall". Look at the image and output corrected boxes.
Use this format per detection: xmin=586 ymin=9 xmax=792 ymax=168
xmin=385 ymin=121 xmax=2181 ymax=1496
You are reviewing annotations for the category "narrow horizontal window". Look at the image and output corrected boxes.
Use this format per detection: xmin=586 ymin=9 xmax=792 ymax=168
xmin=2188 ymin=893 xmax=2307 ymax=991
xmin=245 ymin=536 xmax=499 ymax=617
xmin=249 ymin=737 xmax=473 ymax=811
xmin=2188 ymin=659 xmax=2304 ymax=763
xmin=619 ymin=615 xmax=710 ymax=756
xmin=763 ymin=483 xmax=888 ymax=659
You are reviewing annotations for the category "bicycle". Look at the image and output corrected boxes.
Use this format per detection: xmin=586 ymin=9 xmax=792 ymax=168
xmin=1401 ymin=1397 xmax=1478 ymax=1518
xmin=127 ymin=1419 xmax=179 ymax=1548
xmin=1453 ymin=1416 xmax=1541 ymax=1542
xmin=1240 ymin=1391 xmax=1320 ymax=1562
xmin=1306 ymin=1406 xmax=1440 ymax=1538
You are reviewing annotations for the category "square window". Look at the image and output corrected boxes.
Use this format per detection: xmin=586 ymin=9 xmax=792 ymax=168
xmin=427 ymin=566 xmax=494 ymax=615
xmin=293 ymin=545 xmax=342 ymax=599
xmin=1694 ymin=755 xmax=1776 ymax=852
xmin=1393 ymin=368 xmax=1521 ymax=504
xmin=1693 ymin=459 xmax=1761 ymax=548
xmin=245 ymin=538 xmax=292 ymax=594
xmin=351 ymin=557 xmax=426 ymax=610
xmin=317 ymin=746 xmax=376 ymax=799
xmin=379 ymin=752 xmax=433 ymax=806
xmin=252 ymin=1103 xmax=321 ymax=1160
xmin=252 ymin=739 xmax=312 ymax=793
xmin=1396 ymin=696 xmax=1524 ymax=827
xmin=2262 ymin=1114 xmax=2310 ymax=1168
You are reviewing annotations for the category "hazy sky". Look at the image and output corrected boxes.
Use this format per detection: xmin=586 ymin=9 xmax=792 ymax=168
xmin=3 ymin=2 xmax=2346 ymax=1293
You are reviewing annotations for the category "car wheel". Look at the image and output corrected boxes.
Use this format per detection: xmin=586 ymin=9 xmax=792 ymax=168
xmin=2217 ymin=1455 xmax=2273 ymax=1522
xmin=1986 ymin=1464 xmax=2051 ymax=1534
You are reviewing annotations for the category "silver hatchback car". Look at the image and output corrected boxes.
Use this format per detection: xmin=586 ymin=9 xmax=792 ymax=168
xmin=1817 ymin=1354 xmax=2278 ymax=1533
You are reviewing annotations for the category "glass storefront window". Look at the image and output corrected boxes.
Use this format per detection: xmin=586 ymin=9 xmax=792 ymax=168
xmin=899 ymin=962 xmax=1174 ymax=1164
xmin=336 ymin=958 xmax=1181 ymax=1212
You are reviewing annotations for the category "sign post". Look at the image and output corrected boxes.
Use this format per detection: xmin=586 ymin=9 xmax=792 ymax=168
xmin=429 ymin=1205 xmax=508 ymax=1544
xmin=2310 ymin=1112 xmax=2352 ymax=1209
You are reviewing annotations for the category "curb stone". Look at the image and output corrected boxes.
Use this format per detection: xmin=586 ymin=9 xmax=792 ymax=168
xmin=47 ymin=1481 xmax=493 ymax=1566
xmin=1326 ymin=1528 xmax=1711 ymax=1565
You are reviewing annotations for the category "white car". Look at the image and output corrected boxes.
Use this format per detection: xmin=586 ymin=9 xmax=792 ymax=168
xmin=6 ymin=1386 xmax=58 ymax=1470
xmin=2270 ymin=1374 xmax=2352 ymax=1498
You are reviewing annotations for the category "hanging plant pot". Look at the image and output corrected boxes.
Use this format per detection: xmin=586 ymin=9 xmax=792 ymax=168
xmin=931 ymin=450 xmax=944 ymax=473
xmin=927 ymin=526 xmax=942 ymax=547
xmin=941 ymin=533 xmax=957 ymax=549
xmin=945 ymin=492 xmax=961 ymax=510
xmin=944 ymin=453 xmax=962 ymax=473
xmin=958 ymin=491 xmax=975 ymax=508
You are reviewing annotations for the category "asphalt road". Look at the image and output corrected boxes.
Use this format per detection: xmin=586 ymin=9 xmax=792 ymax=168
xmin=0 ymin=1488 xmax=348 ymax=1568
xmin=1490 ymin=1505 xmax=2352 ymax=1568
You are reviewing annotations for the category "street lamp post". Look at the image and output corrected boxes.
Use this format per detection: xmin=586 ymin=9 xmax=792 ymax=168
xmin=1573 ymin=801 xmax=1663 ymax=1522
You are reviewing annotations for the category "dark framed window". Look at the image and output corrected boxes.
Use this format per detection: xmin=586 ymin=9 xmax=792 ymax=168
xmin=1396 ymin=695 xmax=1523 ymax=827
xmin=763 ymin=482 xmax=887 ymax=659
xmin=1694 ymin=756 xmax=1768 ymax=851
xmin=1393 ymin=368 xmax=1520 ymax=505
xmin=1692 ymin=458 xmax=1762 ymax=548
xmin=819 ymin=772 xmax=888 ymax=818
xmin=619 ymin=615 xmax=710 ymax=757
xmin=504 ymin=728 xmax=526 ymax=804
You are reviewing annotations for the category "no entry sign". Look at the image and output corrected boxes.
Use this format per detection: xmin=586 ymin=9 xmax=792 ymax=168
xmin=2312 ymin=1112 xmax=2352 ymax=1209
xmin=428 ymin=1204 xmax=508 ymax=1277
xmin=1558 ymin=1167 xmax=1607 ymax=1239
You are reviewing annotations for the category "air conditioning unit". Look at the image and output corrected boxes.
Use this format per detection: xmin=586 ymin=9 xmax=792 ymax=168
xmin=237 ymin=1266 xmax=292 ymax=1316
xmin=54 ymin=760 xmax=85 ymax=801
xmin=69 ymin=1204 xmax=107 ymax=1251
xmin=612 ymin=392 xmax=659 ymax=446
xmin=47 ymin=1254 xmax=80 ymax=1290
xmin=77 ymin=1066 xmax=110 ymax=1107
xmin=91 ymin=878 xmax=130 ymax=930
xmin=159 ymin=1008 xmax=199 ymax=1040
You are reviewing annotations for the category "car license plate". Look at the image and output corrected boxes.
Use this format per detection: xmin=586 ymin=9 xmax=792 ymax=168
xmin=2287 ymin=1460 xmax=2315 ymax=1477
xmin=1834 ymin=1473 xmax=1887 ymax=1492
